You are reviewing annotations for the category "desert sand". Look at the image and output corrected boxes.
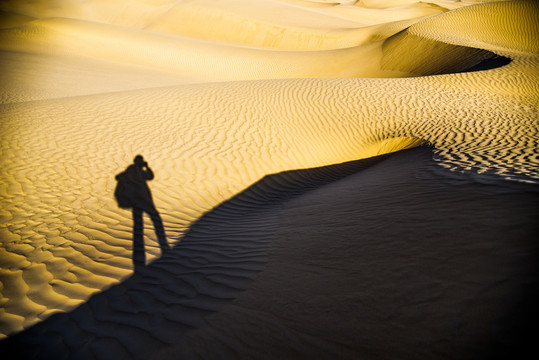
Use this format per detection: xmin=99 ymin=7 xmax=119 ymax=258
xmin=0 ymin=0 xmax=537 ymax=359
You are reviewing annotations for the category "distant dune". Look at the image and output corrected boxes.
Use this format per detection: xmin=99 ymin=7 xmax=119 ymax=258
xmin=0 ymin=1 xmax=537 ymax=359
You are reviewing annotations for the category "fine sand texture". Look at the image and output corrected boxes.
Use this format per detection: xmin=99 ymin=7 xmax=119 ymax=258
xmin=1 ymin=0 xmax=538 ymax=359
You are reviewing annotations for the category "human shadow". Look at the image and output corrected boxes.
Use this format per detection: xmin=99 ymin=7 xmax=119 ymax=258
xmin=114 ymin=155 xmax=169 ymax=271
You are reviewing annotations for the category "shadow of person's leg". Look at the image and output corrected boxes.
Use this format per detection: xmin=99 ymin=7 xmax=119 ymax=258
xmin=132 ymin=207 xmax=145 ymax=271
xmin=148 ymin=208 xmax=169 ymax=254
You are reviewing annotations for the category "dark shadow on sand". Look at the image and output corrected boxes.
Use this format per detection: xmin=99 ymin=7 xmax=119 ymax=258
xmin=1 ymin=148 xmax=537 ymax=360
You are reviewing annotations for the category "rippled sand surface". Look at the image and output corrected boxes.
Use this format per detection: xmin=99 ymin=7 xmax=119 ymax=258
xmin=0 ymin=0 xmax=538 ymax=359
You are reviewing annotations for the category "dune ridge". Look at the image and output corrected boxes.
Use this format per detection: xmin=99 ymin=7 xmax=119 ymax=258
xmin=143 ymin=0 xmax=447 ymax=49
xmin=0 ymin=80 xmax=426 ymax=337
xmin=0 ymin=0 xmax=538 ymax=355
xmin=1 ymin=65 xmax=536 ymax=337
xmin=0 ymin=0 xmax=455 ymax=30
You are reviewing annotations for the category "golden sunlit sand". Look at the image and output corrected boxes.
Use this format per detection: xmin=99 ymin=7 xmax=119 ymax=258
xmin=0 ymin=0 xmax=538 ymax=359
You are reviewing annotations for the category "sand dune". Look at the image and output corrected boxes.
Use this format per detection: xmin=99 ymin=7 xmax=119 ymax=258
xmin=0 ymin=0 xmax=454 ymax=29
xmin=0 ymin=50 xmax=201 ymax=104
xmin=1 ymin=147 xmax=537 ymax=359
xmin=0 ymin=1 xmax=505 ymax=103
xmin=0 ymin=0 xmax=538 ymax=358
xmin=0 ymin=16 xmax=404 ymax=102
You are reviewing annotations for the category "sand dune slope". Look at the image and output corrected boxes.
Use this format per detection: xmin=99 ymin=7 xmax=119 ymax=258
xmin=0 ymin=80 xmax=426 ymax=337
xmin=163 ymin=148 xmax=539 ymax=360
xmin=1 ymin=67 xmax=536 ymax=338
xmin=0 ymin=17 xmax=399 ymax=80
xmin=0 ymin=49 xmax=202 ymax=104
xmin=0 ymin=0 xmax=452 ymax=30
xmin=0 ymin=0 xmax=538 ymax=357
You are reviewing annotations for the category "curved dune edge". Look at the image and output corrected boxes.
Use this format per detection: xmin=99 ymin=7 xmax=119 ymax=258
xmin=0 ymin=15 xmax=494 ymax=85
xmin=143 ymin=0 xmax=447 ymax=50
xmin=0 ymin=0 xmax=453 ymax=32
xmin=1 ymin=64 xmax=537 ymax=337
xmin=0 ymin=0 xmax=538 ymax=348
xmin=381 ymin=28 xmax=509 ymax=76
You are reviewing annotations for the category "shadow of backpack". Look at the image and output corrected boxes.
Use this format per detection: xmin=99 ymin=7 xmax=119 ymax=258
xmin=114 ymin=170 xmax=134 ymax=209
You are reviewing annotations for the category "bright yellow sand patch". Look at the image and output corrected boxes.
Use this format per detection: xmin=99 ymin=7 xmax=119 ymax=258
xmin=0 ymin=0 xmax=538 ymax=339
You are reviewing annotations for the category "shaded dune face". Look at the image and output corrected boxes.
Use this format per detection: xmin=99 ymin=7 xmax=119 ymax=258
xmin=381 ymin=29 xmax=510 ymax=76
xmin=409 ymin=0 xmax=539 ymax=55
xmin=0 ymin=0 xmax=538 ymax=351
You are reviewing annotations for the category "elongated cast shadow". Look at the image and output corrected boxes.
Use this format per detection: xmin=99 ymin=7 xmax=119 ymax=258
xmin=0 ymin=150 xmax=396 ymax=359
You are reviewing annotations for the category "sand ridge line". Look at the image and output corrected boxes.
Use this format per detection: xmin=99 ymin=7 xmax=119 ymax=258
xmin=1 ymin=77 xmax=428 ymax=337
xmin=143 ymin=0 xmax=446 ymax=49
xmin=1 ymin=62 xmax=536 ymax=337
xmin=0 ymin=0 xmax=452 ymax=31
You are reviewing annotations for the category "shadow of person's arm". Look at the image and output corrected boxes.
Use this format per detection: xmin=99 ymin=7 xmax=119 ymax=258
xmin=141 ymin=163 xmax=155 ymax=181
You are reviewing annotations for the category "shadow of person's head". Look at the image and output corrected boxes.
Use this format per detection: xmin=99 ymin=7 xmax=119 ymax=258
xmin=134 ymin=154 xmax=146 ymax=168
